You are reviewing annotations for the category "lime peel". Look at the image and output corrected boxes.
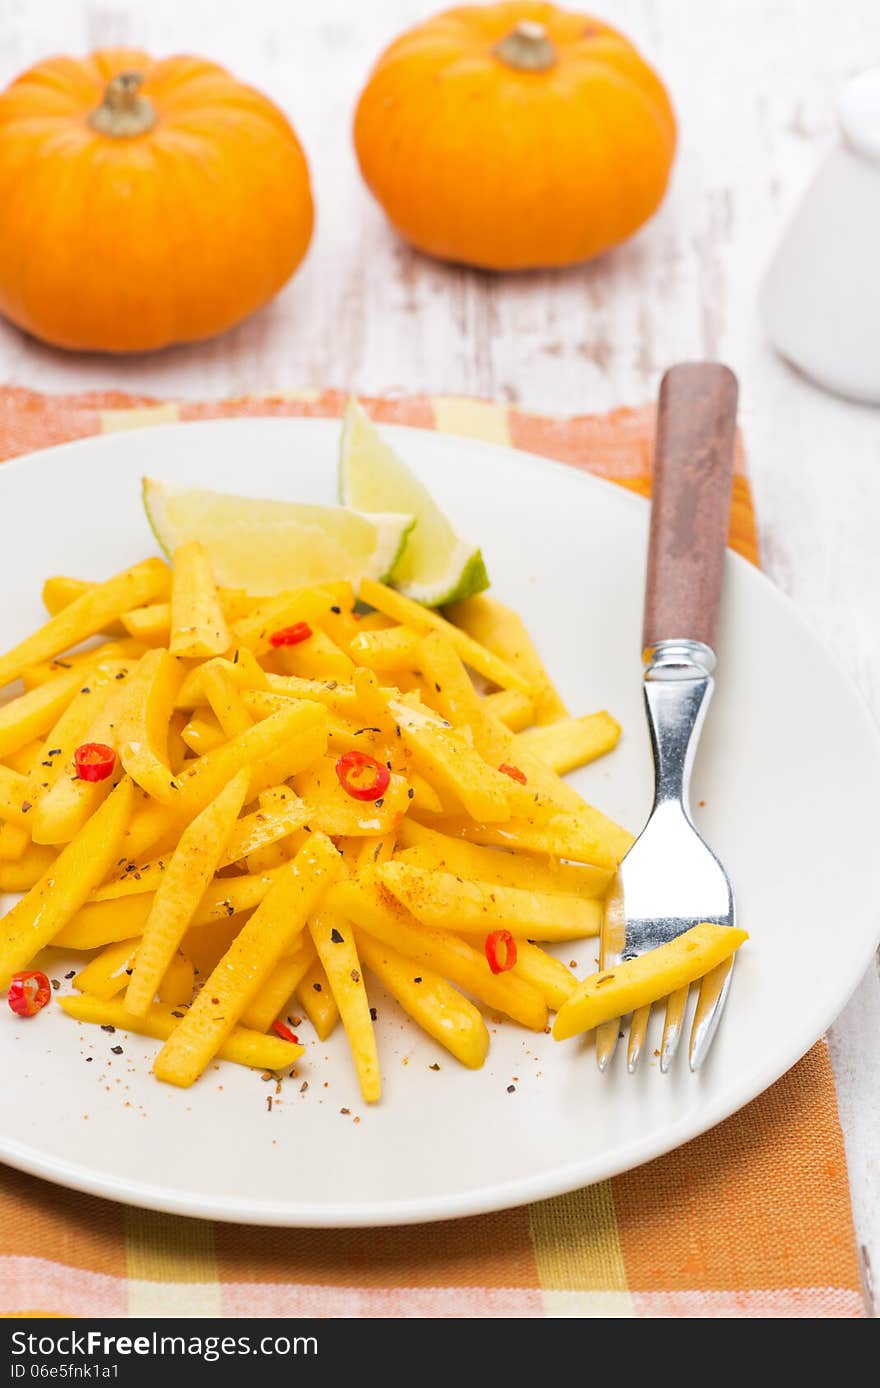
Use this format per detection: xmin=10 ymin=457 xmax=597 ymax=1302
xmin=339 ymin=399 xmax=489 ymax=607
xmin=142 ymin=477 xmax=414 ymax=595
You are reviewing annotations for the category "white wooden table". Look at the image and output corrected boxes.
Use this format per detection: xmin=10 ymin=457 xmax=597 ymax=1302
xmin=1 ymin=0 xmax=877 ymax=1309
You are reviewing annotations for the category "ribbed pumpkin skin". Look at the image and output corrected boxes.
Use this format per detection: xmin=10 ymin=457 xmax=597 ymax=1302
xmin=0 ymin=50 xmax=314 ymax=352
xmin=354 ymin=3 xmax=676 ymax=271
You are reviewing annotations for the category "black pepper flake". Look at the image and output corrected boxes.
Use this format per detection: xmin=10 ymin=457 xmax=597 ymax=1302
xmin=413 ymin=976 xmax=422 ymax=984
xmin=85 ymin=1056 xmax=93 ymax=1062
xmin=115 ymin=671 xmax=126 ymax=680
xmin=300 ymin=1081 xmax=308 ymax=1093
xmin=211 ymin=997 xmax=220 ymax=1005
xmin=330 ymin=927 xmax=344 ymax=944
xmin=354 ymin=726 xmax=381 ymax=736
xmin=374 ymin=797 xmax=384 ymax=808
xmin=124 ymin=967 xmax=133 ymax=976
xmin=434 ymin=682 xmax=442 ymax=693
xmin=313 ymin=982 xmax=322 ymax=992
xmin=50 ymin=978 xmax=60 ymax=991
xmin=41 ymin=760 xmax=52 ymax=768
xmin=429 ymin=1063 xmax=440 ymax=1071
xmin=53 ymin=661 xmax=70 ymax=669
xmin=233 ymin=649 xmax=239 ymax=664
xmin=330 ymin=605 xmax=341 ymax=614
xmin=111 ymin=1045 xmax=123 ymax=1055
xmin=100 ymin=1025 xmax=116 ymax=1033
xmin=20 ymin=801 xmax=32 ymax=814
xmin=407 ymin=787 xmax=414 ymax=799
xmin=507 ymin=1084 xmax=516 ymax=1093
xmin=64 ymin=970 xmax=75 ymax=980
xmin=48 ymin=749 xmax=62 ymax=758
xmin=395 ymin=725 xmax=401 ymax=737
xmin=267 ymin=1096 xmax=273 ymax=1112
xmin=340 ymin=1107 xmax=350 ymax=1115
xmin=171 ymin=1010 xmax=184 ymax=1018
xmin=370 ymin=1007 xmax=377 ymax=1021
xmin=350 ymin=969 xmax=360 ymax=983
xmin=80 ymin=686 xmax=91 ymax=694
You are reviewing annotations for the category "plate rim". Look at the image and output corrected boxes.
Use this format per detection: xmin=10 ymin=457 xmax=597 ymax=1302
xmin=0 ymin=415 xmax=878 ymax=1227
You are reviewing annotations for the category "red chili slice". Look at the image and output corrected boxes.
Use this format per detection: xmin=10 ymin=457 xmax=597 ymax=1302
xmin=498 ymin=762 xmax=527 ymax=785
xmin=7 ymin=970 xmax=52 ymax=1018
xmin=335 ymin=750 xmax=391 ymax=802
xmin=74 ymin=742 xmax=116 ymax=782
xmin=269 ymin=622 xmax=313 ymax=648
xmin=485 ymin=929 xmax=517 ymax=975
xmin=272 ymin=1020 xmax=299 ymax=1044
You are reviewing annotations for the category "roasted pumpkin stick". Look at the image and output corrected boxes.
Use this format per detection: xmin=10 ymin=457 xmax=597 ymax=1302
xmin=119 ymin=698 xmax=328 ymax=861
xmin=240 ymin=936 xmax=316 ymax=1032
xmin=512 ymin=941 xmax=579 ymax=1012
xmin=295 ymin=959 xmax=340 ymax=1040
xmin=0 ymin=843 xmax=58 ymax=892
xmin=553 ymin=924 xmax=749 ymax=1040
xmin=73 ymin=937 xmax=141 ymax=1001
xmin=0 ymin=558 xmax=169 ymax=691
xmin=329 ymin=878 xmax=547 ymax=1031
xmin=197 ymin=660 xmax=253 ymax=738
xmin=125 ymin=770 xmax=249 ymax=1016
xmin=376 ymin=860 xmax=601 ymax=943
xmin=445 ymin=592 xmax=567 ymax=723
xmin=308 ymin=911 xmax=380 ymax=1103
xmin=0 ymin=665 xmax=95 ymax=760
xmin=153 ymin=834 xmax=342 ymax=1087
xmin=121 ymin=603 xmax=171 ymax=646
xmin=168 ymin=541 xmax=230 ymax=659
xmin=117 ymin=648 xmax=185 ymax=801
xmin=359 ymin=578 xmax=532 ymax=696
xmin=515 ymin=712 xmax=621 ymax=775
xmin=55 ymin=867 xmax=287 ymax=951
xmin=60 ymin=995 xmax=303 ymax=1073
xmin=30 ymin=663 xmax=140 ymax=845
xmin=0 ymin=776 xmax=134 ymax=990
xmin=395 ymin=819 xmax=610 ymax=897
xmin=42 ymin=575 xmax=125 ymax=636
xmin=356 ymin=929 xmax=489 ymax=1070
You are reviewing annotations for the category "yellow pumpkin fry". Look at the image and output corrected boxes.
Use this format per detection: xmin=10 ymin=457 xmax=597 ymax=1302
xmin=553 ymin=923 xmax=749 ymax=1041
xmin=59 ymin=995 xmax=303 ymax=1073
xmin=0 ymin=777 xmax=135 ymax=990
xmin=153 ymin=834 xmax=342 ymax=1087
xmin=125 ymin=770 xmax=249 ymax=1016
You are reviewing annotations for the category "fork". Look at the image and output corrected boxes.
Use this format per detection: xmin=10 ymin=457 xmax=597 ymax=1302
xmin=598 ymin=362 xmax=739 ymax=1074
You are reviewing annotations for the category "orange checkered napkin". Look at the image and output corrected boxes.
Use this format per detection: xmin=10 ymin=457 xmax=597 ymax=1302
xmin=0 ymin=387 xmax=863 ymax=1319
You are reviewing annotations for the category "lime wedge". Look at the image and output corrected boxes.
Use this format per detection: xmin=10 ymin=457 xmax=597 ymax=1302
xmin=339 ymin=400 xmax=489 ymax=607
xmin=142 ymin=477 xmax=414 ymax=595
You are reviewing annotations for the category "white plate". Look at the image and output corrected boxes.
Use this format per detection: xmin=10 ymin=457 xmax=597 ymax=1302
xmin=1 ymin=419 xmax=878 ymax=1227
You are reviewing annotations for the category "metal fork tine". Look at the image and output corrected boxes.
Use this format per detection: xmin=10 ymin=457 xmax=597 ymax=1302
xmin=689 ymin=957 xmax=735 ymax=1070
xmin=626 ymin=1006 xmax=652 ymax=1073
xmin=595 ymin=1018 xmax=621 ymax=1071
xmin=659 ymin=986 xmax=690 ymax=1073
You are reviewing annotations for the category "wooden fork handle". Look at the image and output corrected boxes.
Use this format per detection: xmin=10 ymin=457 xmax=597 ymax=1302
xmin=643 ymin=363 xmax=739 ymax=653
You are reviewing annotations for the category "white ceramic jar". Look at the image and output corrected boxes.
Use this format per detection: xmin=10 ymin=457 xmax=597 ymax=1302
xmin=760 ymin=66 xmax=880 ymax=404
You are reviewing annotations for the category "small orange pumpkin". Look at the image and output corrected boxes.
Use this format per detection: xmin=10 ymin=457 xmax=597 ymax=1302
xmin=354 ymin=3 xmax=676 ymax=271
xmin=0 ymin=50 xmax=314 ymax=352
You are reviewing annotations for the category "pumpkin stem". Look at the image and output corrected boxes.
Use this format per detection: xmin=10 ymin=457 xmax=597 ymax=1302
xmin=89 ymin=71 xmax=156 ymax=138
xmin=494 ymin=20 xmax=557 ymax=73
